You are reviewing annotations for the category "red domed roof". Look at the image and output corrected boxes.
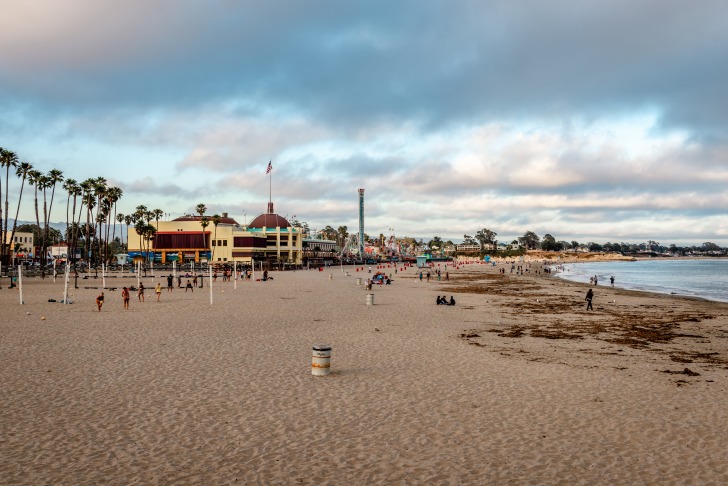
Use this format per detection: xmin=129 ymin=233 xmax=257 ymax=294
xmin=248 ymin=213 xmax=291 ymax=228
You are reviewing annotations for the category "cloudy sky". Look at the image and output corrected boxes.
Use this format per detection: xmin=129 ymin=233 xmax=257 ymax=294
xmin=2 ymin=0 xmax=727 ymax=245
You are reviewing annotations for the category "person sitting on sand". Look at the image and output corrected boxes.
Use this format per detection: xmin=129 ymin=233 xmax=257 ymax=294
xmin=96 ymin=291 xmax=104 ymax=312
xmin=185 ymin=280 xmax=193 ymax=292
xmin=436 ymin=296 xmax=443 ymax=305
xmin=122 ymin=287 xmax=130 ymax=310
xmin=448 ymin=296 xmax=456 ymax=306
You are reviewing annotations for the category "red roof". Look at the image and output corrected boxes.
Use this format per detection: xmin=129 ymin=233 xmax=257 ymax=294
xmin=247 ymin=213 xmax=291 ymax=228
xmin=173 ymin=215 xmax=239 ymax=225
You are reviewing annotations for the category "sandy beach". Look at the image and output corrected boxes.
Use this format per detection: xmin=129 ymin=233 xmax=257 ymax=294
xmin=1 ymin=262 xmax=727 ymax=484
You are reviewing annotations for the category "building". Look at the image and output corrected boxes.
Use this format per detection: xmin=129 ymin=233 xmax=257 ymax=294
xmin=302 ymin=238 xmax=338 ymax=264
xmin=3 ymin=231 xmax=34 ymax=261
xmin=126 ymin=205 xmax=303 ymax=266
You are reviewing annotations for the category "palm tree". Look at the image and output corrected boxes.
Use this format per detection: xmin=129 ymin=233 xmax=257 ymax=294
xmin=196 ymin=203 xmax=207 ymax=262
xmin=0 ymin=149 xmax=19 ymax=264
xmin=116 ymin=212 xmax=125 ymax=249
xmin=211 ymin=213 xmax=221 ymax=261
xmin=42 ymin=169 xmax=64 ymax=272
xmin=124 ymin=215 xmax=133 ymax=250
xmin=108 ymin=187 xmax=123 ymax=252
xmin=7 ymin=161 xmax=32 ymax=265
xmin=92 ymin=177 xmax=107 ymax=265
xmin=62 ymin=178 xmax=78 ymax=244
xmin=65 ymin=180 xmax=82 ymax=262
xmin=26 ymin=170 xmax=43 ymax=262
xmin=79 ymin=179 xmax=95 ymax=265
xmin=200 ymin=216 xmax=209 ymax=263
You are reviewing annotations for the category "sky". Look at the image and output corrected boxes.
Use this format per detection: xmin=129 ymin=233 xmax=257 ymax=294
xmin=2 ymin=0 xmax=728 ymax=246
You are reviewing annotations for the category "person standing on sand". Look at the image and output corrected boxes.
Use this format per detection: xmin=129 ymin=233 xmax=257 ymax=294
xmin=185 ymin=280 xmax=193 ymax=292
xmin=177 ymin=275 xmax=182 ymax=288
xmin=610 ymin=276 xmax=615 ymax=287
xmin=155 ymin=282 xmax=162 ymax=301
xmin=138 ymin=282 xmax=145 ymax=302
xmin=167 ymin=274 xmax=173 ymax=292
xmin=95 ymin=291 xmax=104 ymax=312
xmin=585 ymin=288 xmax=594 ymax=311
xmin=122 ymin=287 xmax=130 ymax=310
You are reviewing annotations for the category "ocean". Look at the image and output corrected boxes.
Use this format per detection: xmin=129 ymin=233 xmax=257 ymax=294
xmin=552 ymin=258 xmax=728 ymax=303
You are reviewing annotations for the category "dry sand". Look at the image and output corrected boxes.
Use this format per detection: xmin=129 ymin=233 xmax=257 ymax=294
xmin=1 ymin=263 xmax=727 ymax=484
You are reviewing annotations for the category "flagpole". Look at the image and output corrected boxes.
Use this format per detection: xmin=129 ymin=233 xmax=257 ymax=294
xmin=269 ymin=160 xmax=272 ymax=208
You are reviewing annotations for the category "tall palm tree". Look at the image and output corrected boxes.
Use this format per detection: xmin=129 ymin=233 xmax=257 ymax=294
xmin=211 ymin=213 xmax=221 ymax=261
xmin=62 ymin=178 xmax=79 ymax=262
xmin=8 ymin=161 xmax=33 ymax=264
xmin=42 ymin=169 xmax=64 ymax=271
xmin=196 ymin=203 xmax=207 ymax=262
xmin=133 ymin=206 xmax=147 ymax=262
xmin=0 ymin=148 xmax=19 ymax=264
xmin=79 ymin=179 xmax=95 ymax=265
xmin=123 ymin=214 xmax=133 ymax=250
xmin=27 ymin=170 xmax=43 ymax=262
xmin=200 ymin=216 xmax=209 ymax=263
xmin=108 ymin=187 xmax=123 ymax=254
xmin=116 ymin=213 xmax=126 ymax=248
xmin=92 ymin=177 xmax=107 ymax=265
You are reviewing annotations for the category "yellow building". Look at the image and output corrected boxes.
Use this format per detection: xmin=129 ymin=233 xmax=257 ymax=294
xmin=126 ymin=206 xmax=303 ymax=265
xmin=4 ymin=231 xmax=34 ymax=261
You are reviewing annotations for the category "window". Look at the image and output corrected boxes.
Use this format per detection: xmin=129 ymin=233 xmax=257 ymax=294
xmin=212 ymin=241 xmax=216 ymax=246
xmin=223 ymin=240 xmax=227 ymax=246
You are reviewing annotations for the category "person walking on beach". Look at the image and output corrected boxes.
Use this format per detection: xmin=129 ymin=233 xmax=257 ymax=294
xmin=610 ymin=276 xmax=615 ymax=287
xmin=95 ymin=291 xmax=104 ymax=312
xmin=138 ymin=282 xmax=145 ymax=302
xmin=155 ymin=282 xmax=162 ymax=302
xmin=122 ymin=287 xmax=130 ymax=310
xmin=585 ymin=288 xmax=594 ymax=311
xmin=177 ymin=275 xmax=182 ymax=288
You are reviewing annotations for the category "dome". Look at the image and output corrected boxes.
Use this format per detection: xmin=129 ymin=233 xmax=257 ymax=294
xmin=247 ymin=213 xmax=291 ymax=229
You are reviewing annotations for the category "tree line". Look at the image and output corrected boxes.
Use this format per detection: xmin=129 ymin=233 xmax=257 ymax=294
xmin=0 ymin=146 xmax=171 ymax=274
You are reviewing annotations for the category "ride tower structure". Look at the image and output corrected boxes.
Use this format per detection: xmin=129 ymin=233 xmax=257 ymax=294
xmin=358 ymin=188 xmax=365 ymax=257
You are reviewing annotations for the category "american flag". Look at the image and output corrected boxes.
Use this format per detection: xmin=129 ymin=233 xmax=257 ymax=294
xmin=266 ymin=161 xmax=272 ymax=174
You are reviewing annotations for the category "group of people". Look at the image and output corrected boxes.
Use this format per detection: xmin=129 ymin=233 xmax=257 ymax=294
xmin=95 ymin=281 xmax=164 ymax=311
xmin=436 ymin=295 xmax=456 ymax=306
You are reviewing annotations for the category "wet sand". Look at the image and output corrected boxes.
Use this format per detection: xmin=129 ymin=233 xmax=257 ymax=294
xmin=1 ymin=262 xmax=727 ymax=484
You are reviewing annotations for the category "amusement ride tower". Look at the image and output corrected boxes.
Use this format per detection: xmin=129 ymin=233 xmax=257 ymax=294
xmin=358 ymin=188 xmax=365 ymax=257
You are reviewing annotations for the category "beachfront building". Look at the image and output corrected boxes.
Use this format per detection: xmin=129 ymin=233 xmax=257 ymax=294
xmin=3 ymin=231 xmax=34 ymax=262
xmin=126 ymin=206 xmax=303 ymax=266
xmin=302 ymin=238 xmax=338 ymax=265
xmin=245 ymin=203 xmax=304 ymax=265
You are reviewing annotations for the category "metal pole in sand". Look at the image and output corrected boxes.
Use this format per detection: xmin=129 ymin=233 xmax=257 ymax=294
xmin=102 ymin=263 xmax=106 ymax=289
xmin=209 ymin=265 xmax=213 ymax=305
xmin=136 ymin=261 xmax=140 ymax=289
xmin=234 ymin=262 xmax=237 ymax=290
xmin=173 ymin=260 xmax=176 ymax=278
xmin=53 ymin=259 xmax=57 ymax=283
xmin=18 ymin=264 xmax=23 ymax=305
xmin=63 ymin=263 xmax=70 ymax=304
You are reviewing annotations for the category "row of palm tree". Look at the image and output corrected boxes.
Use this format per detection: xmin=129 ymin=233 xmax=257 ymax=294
xmin=1 ymin=148 xmax=66 ymax=274
xmin=0 ymin=146 xmax=167 ymax=273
